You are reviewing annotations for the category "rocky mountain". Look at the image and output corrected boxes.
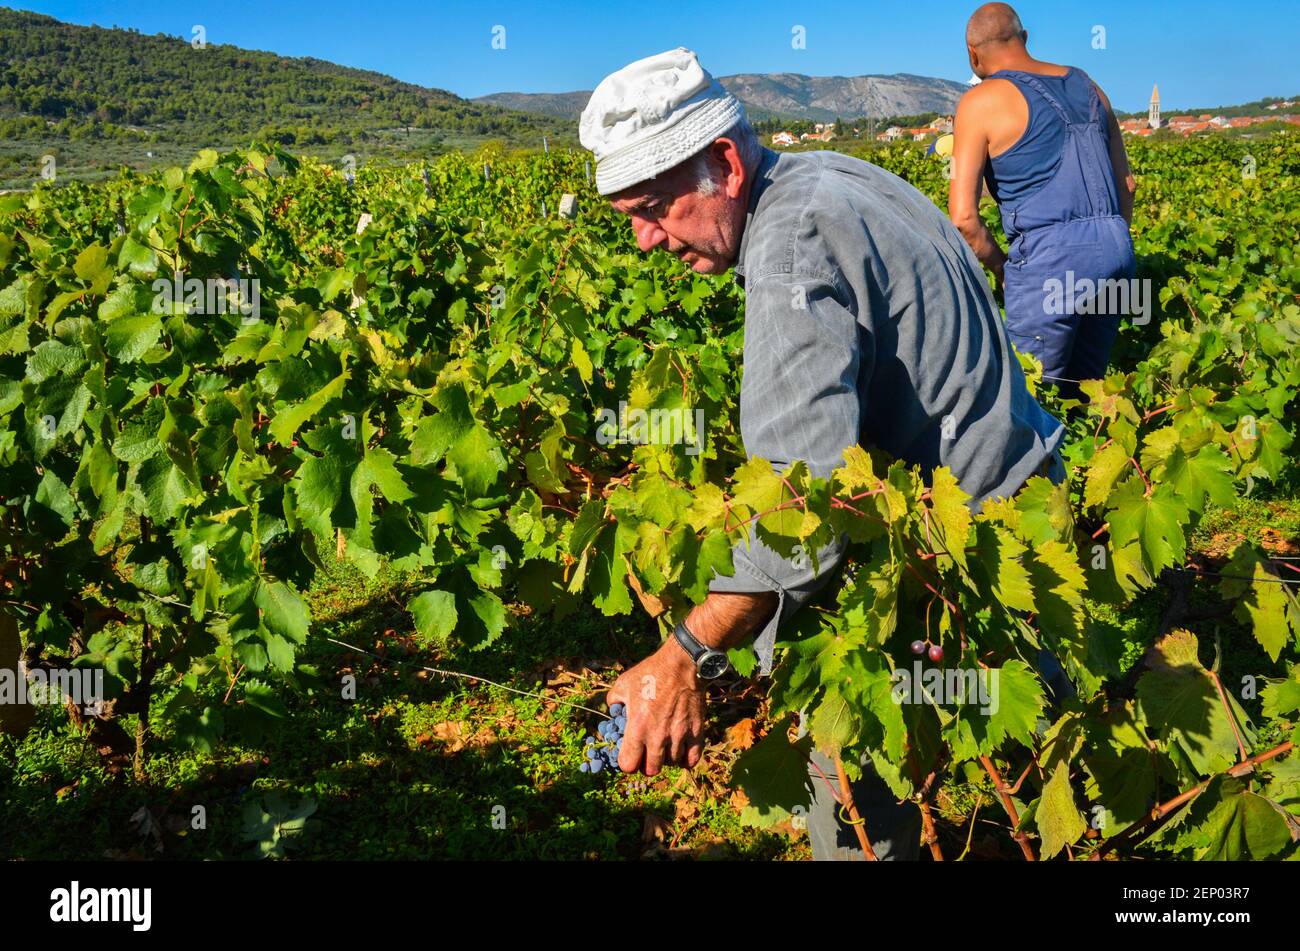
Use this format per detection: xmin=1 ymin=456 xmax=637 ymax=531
xmin=470 ymin=91 xmax=593 ymax=120
xmin=476 ymin=72 xmax=968 ymax=123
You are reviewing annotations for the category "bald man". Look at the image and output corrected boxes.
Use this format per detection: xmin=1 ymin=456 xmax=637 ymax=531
xmin=949 ymin=3 xmax=1136 ymax=397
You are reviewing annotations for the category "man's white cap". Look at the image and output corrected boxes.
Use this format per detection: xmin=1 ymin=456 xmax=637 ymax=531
xmin=579 ymin=47 xmax=745 ymax=196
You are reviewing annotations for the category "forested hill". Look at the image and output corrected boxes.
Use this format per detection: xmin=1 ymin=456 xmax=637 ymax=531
xmin=0 ymin=7 xmax=566 ymax=148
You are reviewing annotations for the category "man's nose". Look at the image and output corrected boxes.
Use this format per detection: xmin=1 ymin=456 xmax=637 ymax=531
xmin=632 ymin=216 xmax=666 ymax=253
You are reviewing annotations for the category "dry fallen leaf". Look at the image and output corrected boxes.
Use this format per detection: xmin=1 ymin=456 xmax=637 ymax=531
xmin=725 ymin=717 xmax=758 ymax=752
xmin=419 ymin=721 xmax=496 ymax=753
xmin=642 ymin=814 xmax=672 ymax=845
xmin=625 ymin=563 xmax=666 ymax=618
xmin=1260 ymin=526 xmax=1300 ymax=555
xmin=430 ymin=721 xmax=467 ymax=751
xmin=674 ymin=798 xmax=699 ymax=823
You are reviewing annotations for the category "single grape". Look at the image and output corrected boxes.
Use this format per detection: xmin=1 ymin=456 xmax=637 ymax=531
xmin=610 ymin=703 xmax=625 ymax=717
xmin=910 ymin=640 xmax=926 ymax=655
xmin=590 ymin=758 xmax=604 ymax=773
xmin=928 ymin=644 xmax=944 ymax=662
xmin=579 ymin=761 xmax=591 ymax=773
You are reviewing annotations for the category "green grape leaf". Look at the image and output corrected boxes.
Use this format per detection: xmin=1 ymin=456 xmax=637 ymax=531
xmin=409 ymin=590 xmax=458 ymax=647
xmin=971 ymin=521 xmax=1035 ymax=613
xmin=1188 ymin=776 xmax=1294 ymax=860
xmin=1161 ymin=444 xmax=1236 ymax=515
xmin=1036 ymin=761 xmax=1086 ymax=859
xmin=730 ymin=721 xmax=814 ymax=828
xmin=1014 ymin=475 xmax=1073 ymax=546
xmin=1135 ymin=629 xmax=1252 ymax=777
xmin=1261 ymin=666 xmax=1300 ymax=720
xmin=255 ymin=580 xmax=310 ymax=645
xmin=1106 ymin=480 xmax=1187 ymax=577
xmin=1083 ymin=441 xmax=1131 ymax=509
xmin=927 ymin=467 xmax=971 ymax=566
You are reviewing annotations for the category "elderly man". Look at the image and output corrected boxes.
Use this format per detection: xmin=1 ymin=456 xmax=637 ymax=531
xmin=581 ymin=48 xmax=1066 ymax=860
xmin=949 ymin=3 xmax=1136 ymax=397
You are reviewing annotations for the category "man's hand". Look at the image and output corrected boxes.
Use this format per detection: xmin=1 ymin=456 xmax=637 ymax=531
xmin=606 ymin=638 xmax=705 ymax=776
xmin=605 ymin=591 xmax=776 ymax=777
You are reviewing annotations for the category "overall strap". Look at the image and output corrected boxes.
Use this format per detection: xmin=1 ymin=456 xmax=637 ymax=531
xmin=1001 ymin=69 xmax=1072 ymax=124
xmin=1071 ymin=68 xmax=1103 ymax=124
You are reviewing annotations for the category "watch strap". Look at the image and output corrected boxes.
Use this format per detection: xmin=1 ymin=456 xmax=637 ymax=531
xmin=673 ymin=618 xmax=706 ymax=663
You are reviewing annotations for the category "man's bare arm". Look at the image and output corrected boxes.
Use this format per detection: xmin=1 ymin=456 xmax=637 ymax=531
xmin=685 ymin=591 xmax=779 ymax=651
xmin=1095 ymin=84 xmax=1136 ymax=225
xmin=949 ymin=90 xmax=1007 ymax=282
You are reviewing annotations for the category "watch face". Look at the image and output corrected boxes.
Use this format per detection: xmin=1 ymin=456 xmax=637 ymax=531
xmin=698 ymin=651 xmax=730 ymax=680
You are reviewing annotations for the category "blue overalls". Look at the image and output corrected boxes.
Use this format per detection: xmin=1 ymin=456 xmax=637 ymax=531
xmin=987 ymin=68 xmax=1136 ymax=392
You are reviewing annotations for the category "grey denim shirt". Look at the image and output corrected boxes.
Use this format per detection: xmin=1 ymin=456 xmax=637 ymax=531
xmin=708 ymin=147 xmax=1065 ymax=676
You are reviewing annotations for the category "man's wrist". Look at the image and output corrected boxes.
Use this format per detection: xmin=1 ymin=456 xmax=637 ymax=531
xmin=661 ymin=635 xmax=700 ymax=676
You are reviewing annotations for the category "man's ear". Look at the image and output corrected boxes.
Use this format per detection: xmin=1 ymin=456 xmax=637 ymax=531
xmin=967 ymin=44 xmax=981 ymax=76
xmin=714 ymin=138 xmax=746 ymax=199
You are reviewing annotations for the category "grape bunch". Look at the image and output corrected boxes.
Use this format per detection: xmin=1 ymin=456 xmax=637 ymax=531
xmin=580 ymin=703 xmax=627 ymax=775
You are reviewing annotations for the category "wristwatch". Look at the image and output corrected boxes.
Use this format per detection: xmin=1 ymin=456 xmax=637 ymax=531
xmin=673 ymin=618 xmax=731 ymax=680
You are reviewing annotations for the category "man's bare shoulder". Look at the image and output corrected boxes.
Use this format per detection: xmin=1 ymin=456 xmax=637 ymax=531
xmin=958 ymin=79 xmax=1019 ymax=116
xmin=1027 ymin=60 xmax=1072 ymax=77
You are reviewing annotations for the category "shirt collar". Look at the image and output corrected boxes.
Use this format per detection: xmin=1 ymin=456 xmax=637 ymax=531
xmin=732 ymin=147 xmax=780 ymax=285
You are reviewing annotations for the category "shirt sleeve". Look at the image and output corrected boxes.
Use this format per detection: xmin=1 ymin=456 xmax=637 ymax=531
xmin=709 ymin=272 xmax=871 ymax=676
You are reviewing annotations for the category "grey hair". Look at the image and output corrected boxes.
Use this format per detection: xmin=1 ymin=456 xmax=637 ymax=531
xmin=686 ymin=118 xmax=763 ymax=196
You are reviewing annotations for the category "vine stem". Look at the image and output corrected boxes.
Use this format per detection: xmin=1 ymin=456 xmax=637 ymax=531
xmin=1143 ymin=403 xmax=1176 ymax=422
xmin=957 ymin=792 xmax=985 ymax=860
xmin=980 ymin=755 xmax=1037 ymax=860
xmin=807 ymin=754 xmax=845 ymax=806
xmin=222 ymin=663 xmax=246 ymax=706
xmin=833 ymin=751 xmax=879 ymax=860
xmin=1207 ymin=668 xmax=1250 ymax=763
xmin=176 ymin=191 xmax=195 ymax=241
xmin=908 ymin=751 xmax=945 ymax=860
xmin=1130 ymin=455 xmax=1153 ymax=496
xmin=1091 ymin=740 xmax=1295 ymax=860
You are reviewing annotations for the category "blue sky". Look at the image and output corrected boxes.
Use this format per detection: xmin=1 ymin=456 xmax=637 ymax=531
xmin=13 ymin=0 xmax=1299 ymax=112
